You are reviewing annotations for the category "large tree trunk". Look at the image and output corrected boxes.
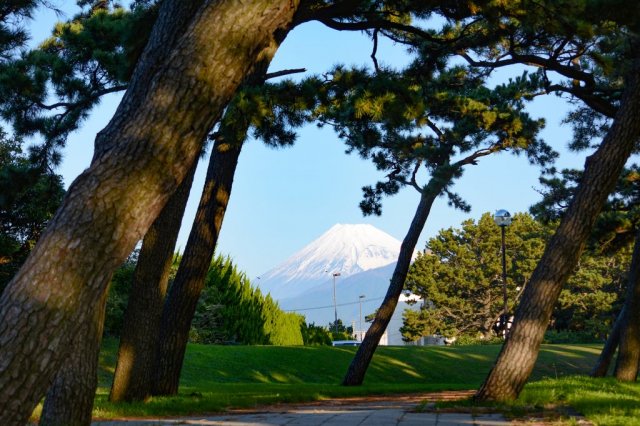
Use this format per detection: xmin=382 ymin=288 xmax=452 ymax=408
xmin=591 ymin=304 xmax=626 ymax=377
xmin=152 ymin=135 xmax=244 ymax=396
xmin=476 ymin=58 xmax=640 ymax=402
xmin=39 ymin=292 xmax=108 ymax=426
xmin=109 ymin=161 xmax=197 ymax=402
xmin=342 ymin=185 xmax=441 ymax=386
xmin=614 ymin=231 xmax=640 ymax=381
xmin=151 ymin=36 xmax=286 ymax=398
xmin=0 ymin=1 xmax=300 ymax=423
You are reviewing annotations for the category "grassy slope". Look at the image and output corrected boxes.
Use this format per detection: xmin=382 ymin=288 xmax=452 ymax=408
xmin=520 ymin=376 xmax=640 ymax=426
xmin=92 ymin=339 xmax=604 ymax=418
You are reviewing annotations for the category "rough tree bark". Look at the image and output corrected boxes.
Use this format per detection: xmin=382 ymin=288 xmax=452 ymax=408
xmin=591 ymin=304 xmax=626 ymax=377
xmin=614 ymin=230 xmax=640 ymax=381
xmin=342 ymin=178 xmax=447 ymax=386
xmin=151 ymin=28 xmax=301 ymax=397
xmin=152 ymin=133 xmax=245 ymax=396
xmin=113 ymin=60 xmax=302 ymax=400
xmin=109 ymin=161 xmax=197 ymax=402
xmin=39 ymin=292 xmax=108 ymax=426
xmin=476 ymin=58 xmax=640 ymax=402
xmin=0 ymin=1 xmax=300 ymax=423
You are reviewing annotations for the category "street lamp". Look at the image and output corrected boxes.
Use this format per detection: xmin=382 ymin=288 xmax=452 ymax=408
xmin=494 ymin=209 xmax=512 ymax=336
xmin=332 ymin=272 xmax=341 ymax=333
xmin=359 ymin=294 xmax=365 ymax=340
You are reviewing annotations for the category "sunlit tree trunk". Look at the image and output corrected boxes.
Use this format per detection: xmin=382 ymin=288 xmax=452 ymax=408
xmin=342 ymin=178 xmax=448 ymax=386
xmin=476 ymin=59 xmax=640 ymax=402
xmin=109 ymin=161 xmax=196 ymax=402
xmin=152 ymin=134 xmax=244 ymax=396
xmin=151 ymin=29 xmax=298 ymax=395
xmin=591 ymin=304 xmax=626 ymax=377
xmin=39 ymin=292 xmax=108 ymax=426
xmin=0 ymin=1 xmax=300 ymax=423
xmin=614 ymin=231 xmax=640 ymax=381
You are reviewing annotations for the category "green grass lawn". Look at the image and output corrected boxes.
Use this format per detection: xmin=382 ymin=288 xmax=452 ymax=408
xmin=90 ymin=339 xmax=607 ymax=419
xmin=431 ymin=375 xmax=640 ymax=425
xmin=519 ymin=376 xmax=640 ymax=426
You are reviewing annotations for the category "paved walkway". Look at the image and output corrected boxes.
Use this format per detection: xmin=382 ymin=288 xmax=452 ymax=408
xmin=93 ymin=392 xmax=512 ymax=425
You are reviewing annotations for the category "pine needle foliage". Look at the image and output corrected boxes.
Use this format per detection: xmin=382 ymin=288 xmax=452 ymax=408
xmin=0 ymin=129 xmax=64 ymax=292
xmin=308 ymin=62 xmax=554 ymax=214
xmin=0 ymin=1 xmax=155 ymax=167
xmin=531 ymin=165 xmax=640 ymax=254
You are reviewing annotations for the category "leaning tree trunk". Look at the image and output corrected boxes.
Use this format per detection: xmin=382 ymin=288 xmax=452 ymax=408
xmin=151 ymin=39 xmax=288 ymax=398
xmin=152 ymin=134 xmax=244 ymax=396
xmin=342 ymin=181 xmax=444 ymax=386
xmin=0 ymin=1 xmax=300 ymax=423
xmin=614 ymin=230 xmax=640 ymax=381
xmin=39 ymin=292 xmax=108 ymax=426
xmin=591 ymin=304 xmax=627 ymax=377
xmin=476 ymin=57 xmax=640 ymax=402
xmin=110 ymin=161 xmax=197 ymax=403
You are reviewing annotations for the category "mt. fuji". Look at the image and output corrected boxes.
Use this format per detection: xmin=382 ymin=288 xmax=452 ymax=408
xmin=256 ymin=224 xmax=401 ymax=300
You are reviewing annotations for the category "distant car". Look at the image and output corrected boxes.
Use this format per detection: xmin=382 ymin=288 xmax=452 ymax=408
xmin=332 ymin=340 xmax=361 ymax=346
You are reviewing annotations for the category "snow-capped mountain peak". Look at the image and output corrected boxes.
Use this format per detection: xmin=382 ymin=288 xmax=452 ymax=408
xmin=257 ymin=223 xmax=401 ymax=299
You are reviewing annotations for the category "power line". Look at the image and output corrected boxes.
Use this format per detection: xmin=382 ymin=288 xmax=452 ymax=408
xmin=285 ymin=296 xmax=384 ymax=312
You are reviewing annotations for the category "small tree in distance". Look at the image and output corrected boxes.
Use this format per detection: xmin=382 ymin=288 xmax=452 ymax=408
xmin=300 ymin=322 xmax=332 ymax=346
xmin=328 ymin=319 xmax=354 ymax=341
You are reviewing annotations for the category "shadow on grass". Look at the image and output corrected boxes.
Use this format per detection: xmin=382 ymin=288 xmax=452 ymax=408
xmin=93 ymin=340 xmax=605 ymax=419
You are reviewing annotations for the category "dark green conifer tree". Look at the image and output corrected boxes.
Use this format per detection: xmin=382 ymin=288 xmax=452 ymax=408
xmin=188 ymin=255 xmax=303 ymax=346
xmin=402 ymin=212 xmax=629 ymax=343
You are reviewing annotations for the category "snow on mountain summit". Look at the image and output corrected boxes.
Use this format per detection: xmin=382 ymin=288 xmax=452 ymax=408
xmin=256 ymin=224 xmax=401 ymax=299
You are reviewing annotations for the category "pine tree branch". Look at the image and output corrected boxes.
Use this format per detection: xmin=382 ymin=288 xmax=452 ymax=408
xmin=410 ymin=160 xmax=422 ymax=191
xmin=371 ymin=28 xmax=380 ymax=73
xmin=425 ymin=117 xmax=445 ymax=141
xmin=265 ymin=68 xmax=306 ymax=80
xmin=36 ymin=85 xmax=128 ymax=110
xmin=318 ymin=17 xmax=442 ymax=44
xmin=543 ymin=84 xmax=617 ymax=118
xmin=454 ymin=143 xmax=504 ymax=167
xmin=293 ymin=0 xmax=363 ymax=25
xmin=457 ymin=50 xmax=596 ymax=87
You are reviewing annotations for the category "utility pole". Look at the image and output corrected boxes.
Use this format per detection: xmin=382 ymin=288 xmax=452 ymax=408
xmin=359 ymin=294 xmax=365 ymax=341
xmin=332 ymin=272 xmax=341 ymax=333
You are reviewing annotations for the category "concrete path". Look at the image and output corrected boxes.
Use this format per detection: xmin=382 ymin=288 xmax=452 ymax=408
xmin=93 ymin=392 xmax=512 ymax=425
xmin=93 ymin=410 xmax=509 ymax=425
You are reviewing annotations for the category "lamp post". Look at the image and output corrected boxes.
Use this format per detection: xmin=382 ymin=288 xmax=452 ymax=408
xmin=494 ymin=209 xmax=512 ymax=336
xmin=359 ymin=294 xmax=365 ymax=340
xmin=332 ymin=272 xmax=341 ymax=333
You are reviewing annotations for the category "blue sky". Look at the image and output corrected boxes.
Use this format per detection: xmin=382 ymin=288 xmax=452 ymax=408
xmin=29 ymin=4 xmax=588 ymax=278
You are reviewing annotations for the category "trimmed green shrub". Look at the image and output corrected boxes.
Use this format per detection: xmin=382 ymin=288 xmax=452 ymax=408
xmin=190 ymin=256 xmax=304 ymax=345
xmin=543 ymin=330 xmax=602 ymax=344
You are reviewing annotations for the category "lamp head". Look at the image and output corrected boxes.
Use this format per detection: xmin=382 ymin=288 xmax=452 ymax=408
xmin=494 ymin=209 xmax=512 ymax=227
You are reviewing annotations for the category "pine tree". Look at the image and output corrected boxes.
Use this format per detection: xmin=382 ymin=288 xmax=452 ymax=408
xmin=399 ymin=0 xmax=640 ymax=401
xmin=330 ymin=62 xmax=552 ymax=385
xmin=531 ymin=163 xmax=640 ymax=376
xmin=0 ymin=1 xmax=302 ymax=422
